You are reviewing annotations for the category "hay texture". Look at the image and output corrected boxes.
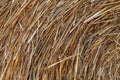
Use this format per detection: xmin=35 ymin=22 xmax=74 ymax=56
xmin=0 ymin=0 xmax=120 ymax=80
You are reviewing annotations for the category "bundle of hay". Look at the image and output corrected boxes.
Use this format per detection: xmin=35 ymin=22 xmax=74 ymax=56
xmin=0 ymin=0 xmax=120 ymax=80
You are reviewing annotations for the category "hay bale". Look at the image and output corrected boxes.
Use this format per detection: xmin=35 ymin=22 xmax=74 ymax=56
xmin=0 ymin=0 xmax=120 ymax=80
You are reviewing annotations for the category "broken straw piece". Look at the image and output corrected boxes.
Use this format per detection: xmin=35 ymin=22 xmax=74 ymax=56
xmin=84 ymin=8 xmax=106 ymax=23
xmin=56 ymin=1 xmax=64 ymax=7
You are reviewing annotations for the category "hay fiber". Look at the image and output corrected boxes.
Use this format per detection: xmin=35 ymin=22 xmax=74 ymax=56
xmin=0 ymin=0 xmax=120 ymax=80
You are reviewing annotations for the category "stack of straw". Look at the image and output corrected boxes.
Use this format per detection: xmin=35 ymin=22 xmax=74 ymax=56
xmin=0 ymin=0 xmax=120 ymax=80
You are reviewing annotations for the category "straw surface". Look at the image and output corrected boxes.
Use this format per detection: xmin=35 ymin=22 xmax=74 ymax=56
xmin=0 ymin=0 xmax=120 ymax=80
